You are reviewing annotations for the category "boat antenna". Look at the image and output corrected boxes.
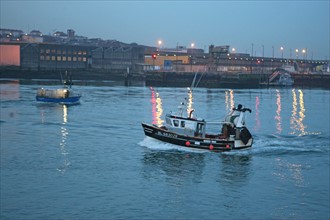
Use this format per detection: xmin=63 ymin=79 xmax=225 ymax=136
xmin=190 ymin=72 xmax=197 ymax=90
xmin=194 ymin=72 xmax=204 ymax=89
xmin=189 ymin=72 xmax=204 ymax=91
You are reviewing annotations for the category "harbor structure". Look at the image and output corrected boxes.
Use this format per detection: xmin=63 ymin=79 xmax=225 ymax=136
xmin=0 ymin=28 xmax=329 ymax=87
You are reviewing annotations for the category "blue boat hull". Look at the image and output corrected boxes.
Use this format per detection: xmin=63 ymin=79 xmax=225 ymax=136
xmin=36 ymin=96 xmax=81 ymax=104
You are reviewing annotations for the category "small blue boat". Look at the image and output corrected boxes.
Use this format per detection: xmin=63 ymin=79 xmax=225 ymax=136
xmin=36 ymin=90 xmax=81 ymax=104
xmin=36 ymin=71 xmax=81 ymax=104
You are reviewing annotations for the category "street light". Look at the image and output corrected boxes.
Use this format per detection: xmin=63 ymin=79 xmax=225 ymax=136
xmin=302 ymin=49 xmax=306 ymax=59
xmin=295 ymin=49 xmax=299 ymax=59
xmin=231 ymin=48 xmax=236 ymax=53
xmin=158 ymin=40 xmax=162 ymax=51
xmin=280 ymin=46 xmax=284 ymax=59
xmin=191 ymin=43 xmax=195 ymax=48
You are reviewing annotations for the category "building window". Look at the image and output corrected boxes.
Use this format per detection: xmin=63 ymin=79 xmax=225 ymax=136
xmin=67 ymin=57 xmax=72 ymax=61
xmin=73 ymin=57 xmax=77 ymax=61
xmin=57 ymin=49 xmax=61 ymax=54
xmin=62 ymin=57 xmax=66 ymax=61
xmin=78 ymin=57 xmax=82 ymax=61
xmin=51 ymin=49 xmax=55 ymax=54
xmin=46 ymin=49 xmax=50 ymax=54
xmin=83 ymin=57 xmax=87 ymax=62
xmin=52 ymin=56 xmax=56 ymax=61
xmin=46 ymin=56 xmax=50 ymax=60
xmin=57 ymin=56 xmax=61 ymax=61
xmin=40 ymin=56 xmax=45 ymax=60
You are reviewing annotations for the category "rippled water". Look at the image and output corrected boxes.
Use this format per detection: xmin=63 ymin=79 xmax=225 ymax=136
xmin=1 ymin=80 xmax=329 ymax=219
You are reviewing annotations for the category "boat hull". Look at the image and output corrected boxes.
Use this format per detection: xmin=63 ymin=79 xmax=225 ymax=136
xmin=142 ymin=123 xmax=252 ymax=151
xmin=36 ymin=95 xmax=81 ymax=104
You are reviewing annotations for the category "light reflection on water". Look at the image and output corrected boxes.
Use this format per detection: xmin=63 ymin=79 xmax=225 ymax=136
xmin=186 ymin=89 xmax=194 ymax=117
xmin=58 ymin=105 xmax=70 ymax=173
xmin=225 ymin=89 xmax=235 ymax=112
xmin=275 ymin=89 xmax=282 ymax=134
xmin=290 ymin=89 xmax=308 ymax=136
xmin=148 ymin=87 xmax=320 ymax=137
xmin=37 ymin=103 xmax=71 ymax=173
xmin=150 ymin=87 xmax=164 ymax=126
xmin=253 ymin=96 xmax=261 ymax=132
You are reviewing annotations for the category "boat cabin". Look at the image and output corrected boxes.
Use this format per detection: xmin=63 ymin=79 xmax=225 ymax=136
xmin=165 ymin=114 xmax=206 ymax=137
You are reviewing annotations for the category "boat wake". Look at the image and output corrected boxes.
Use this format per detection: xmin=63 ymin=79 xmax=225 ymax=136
xmin=246 ymin=133 xmax=329 ymax=156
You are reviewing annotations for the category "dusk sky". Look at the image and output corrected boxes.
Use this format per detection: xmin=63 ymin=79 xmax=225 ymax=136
xmin=1 ymin=1 xmax=329 ymax=59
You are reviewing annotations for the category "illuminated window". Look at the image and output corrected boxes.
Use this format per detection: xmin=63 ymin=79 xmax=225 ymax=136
xmin=67 ymin=57 xmax=71 ymax=61
xmin=52 ymin=56 xmax=56 ymax=61
xmin=62 ymin=57 xmax=66 ymax=61
xmin=83 ymin=57 xmax=87 ymax=62
xmin=78 ymin=57 xmax=82 ymax=61
xmin=57 ymin=56 xmax=61 ymax=61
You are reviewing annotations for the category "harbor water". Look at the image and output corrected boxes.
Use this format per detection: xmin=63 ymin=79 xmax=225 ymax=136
xmin=1 ymin=80 xmax=329 ymax=219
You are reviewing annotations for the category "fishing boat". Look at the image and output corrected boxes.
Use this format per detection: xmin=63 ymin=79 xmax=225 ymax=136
xmin=142 ymin=93 xmax=253 ymax=152
xmin=36 ymin=71 xmax=81 ymax=104
xmin=260 ymin=69 xmax=294 ymax=87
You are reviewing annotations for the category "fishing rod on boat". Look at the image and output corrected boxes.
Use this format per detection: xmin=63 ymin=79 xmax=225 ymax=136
xmin=189 ymin=72 xmax=204 ymax=92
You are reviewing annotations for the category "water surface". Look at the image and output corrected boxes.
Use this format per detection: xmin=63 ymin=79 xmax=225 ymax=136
xmin=1 ymin=81 xmax=329 ymax=219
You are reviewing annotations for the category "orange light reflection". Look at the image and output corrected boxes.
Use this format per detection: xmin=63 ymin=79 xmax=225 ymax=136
xmin=150 ymin=87 xmax=164 ymax=126
xmin=290 ymin=89 xmax=307 ymax=136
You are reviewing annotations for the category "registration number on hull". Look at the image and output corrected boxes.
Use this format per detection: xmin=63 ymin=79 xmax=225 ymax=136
xmin=157 ymin=131 xmax=178 ymax=139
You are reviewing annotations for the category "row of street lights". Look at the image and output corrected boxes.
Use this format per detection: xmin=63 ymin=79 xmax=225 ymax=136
xmin=249 ymin=44 xmax=309 ymax=59
xmin=157 ymin=40 xmax=311 ymax=60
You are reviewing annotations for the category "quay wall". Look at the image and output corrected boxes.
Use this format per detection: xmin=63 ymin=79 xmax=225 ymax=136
xmin=145 ymin=71 xmax=330 ymax=89
xmin=1 ymin=67 xmax=329 ymax=89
